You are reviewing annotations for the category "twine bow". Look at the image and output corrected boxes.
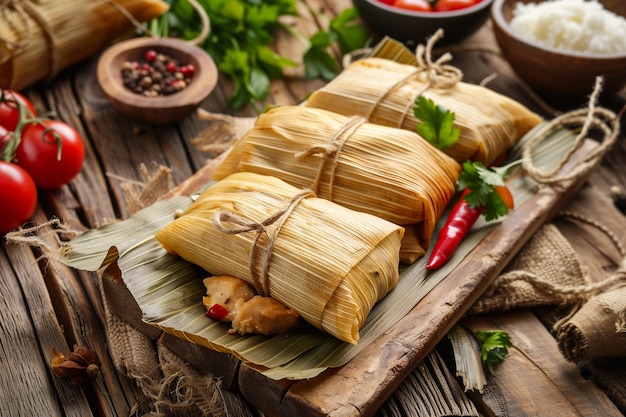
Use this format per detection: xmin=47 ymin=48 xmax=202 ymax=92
xmin=414 ymin=28 xmax=463 ymax=90
xmin=212 ymin=189 xmax=314 ymax=296
xmin=294 ymin=115 xmax=366 ymax=201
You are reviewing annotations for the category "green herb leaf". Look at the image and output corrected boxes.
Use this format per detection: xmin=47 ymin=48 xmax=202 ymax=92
xmin=413 ymin=95 xmax=460 ymax=150
xmin=329 ymin=7 xmax=369 ymax=55
xmin=303 ymin=31 xmax=338 ymax=80
xmin=473 ymin=330 xmax=512 ymax=374
xmin=160 ymin=1 xmax=365 ymax=109
xmin=458 ymin=159 xmax=522 ymax=221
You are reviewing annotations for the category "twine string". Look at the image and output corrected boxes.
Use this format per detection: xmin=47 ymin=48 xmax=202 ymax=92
xmin=521 ymin=77 xmax=624 ymax=190
xmin=212 ymin=189 xmax=314 ymax=296
xmin=361 ymin=29 xmax=463 ymax=128
xmin=294 ymin=115 xmax=366 ymax=201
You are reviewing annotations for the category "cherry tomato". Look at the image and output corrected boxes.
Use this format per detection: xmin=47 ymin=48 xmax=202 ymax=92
xmin=434 ymin=0 xmax=480 ymax=11
xmin=0 ymin=161 xmax=37 ymax=234
xmin=15 ymin=120 xmax=85 ymax=189
xmin=495 ymin=185 xmax=514 ymax=210
xmin=376 ymin=0 xmax=396 ymax=4
xmin=393 ymin=0 xmax=432 ymax=12
xmin=0 ymin=90 xmax=36 ymax=131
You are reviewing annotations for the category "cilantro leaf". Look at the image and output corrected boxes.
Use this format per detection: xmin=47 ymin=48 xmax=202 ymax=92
xmin=303 ymin=31 xmax=338 ymax=80
xmin=473 ymin=330 xmax=512 ymax=374
xmin=413 ymin=95 xmax=460 ymax=150
xmin=329 ymin=7 xmax=369 ymax=55
xmin=458 ymin=159 xmax=522 ymax=221
xmin=161 ymin=1 xmax=366 ymax=109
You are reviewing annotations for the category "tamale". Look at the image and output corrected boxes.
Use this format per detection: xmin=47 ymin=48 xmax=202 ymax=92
xmin=304 ymin=57 xmax=542 ymax=165
xmin=0 ymin=0 xmax=169 ymax=90
xmin=212 ymin=106 xmax=461 ymax=262
xmin=155 ymin=172 xmax=404 ymax=344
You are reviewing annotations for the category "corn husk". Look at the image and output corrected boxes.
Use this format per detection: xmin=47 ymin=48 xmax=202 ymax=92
xmin=305 ymin=57 xmax=542 ymax=165
xmin=212 ymin=106 xmax=461 ymax=263
xmin=154 ymin=172 xmax=405 ymax=344
xmin=0 ymin=0 xmax=169 ymax=90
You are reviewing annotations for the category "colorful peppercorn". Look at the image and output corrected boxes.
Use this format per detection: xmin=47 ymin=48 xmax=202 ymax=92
xmin=121 ymin=50 xmax=196 ymax=97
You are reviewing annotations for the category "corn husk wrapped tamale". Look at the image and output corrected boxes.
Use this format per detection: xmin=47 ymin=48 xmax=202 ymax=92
xmin=304 ymin=57 xmax=542 ymax=165
xmin=0 ymin=0 xmax=169 ymax=90
xmin=155 ymin=172 xmax=405 ymax=344
xmin=212 ymin=106 xmax=461 ymax=263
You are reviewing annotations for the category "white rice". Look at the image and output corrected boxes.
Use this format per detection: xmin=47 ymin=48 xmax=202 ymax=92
xmin=510 ymin=0 xmax=626 ymax=54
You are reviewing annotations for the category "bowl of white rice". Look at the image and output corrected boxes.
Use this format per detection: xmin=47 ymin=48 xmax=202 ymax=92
xmin=491 ymin=0 xmax=626 ymax=97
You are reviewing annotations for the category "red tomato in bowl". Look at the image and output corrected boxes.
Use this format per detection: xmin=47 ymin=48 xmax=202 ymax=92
xmin=15 ymin=120 xmax=85 ymax=189
xmin=0 ymin=161 xmax=37 ymax=234
xmin=393 ymin=0 xmax=432 ymax=12
xmin=434 ymin=0 xmax=480 ymax=11
xmin=0 ymin=90 xmax=36 ymax=131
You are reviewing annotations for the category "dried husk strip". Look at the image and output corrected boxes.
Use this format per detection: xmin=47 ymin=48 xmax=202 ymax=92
xmin=304 ymin=57 xmax=542 ymax=165
xmin=155 ymin=172 xmax=405 ymax=344
xmin=212 ymin=106 xmax=461 ymax=263
xmin=0 ymin=0 xmax=169 ymax=90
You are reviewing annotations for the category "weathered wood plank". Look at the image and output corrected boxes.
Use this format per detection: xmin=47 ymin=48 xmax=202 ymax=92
xmin=0 ymin=243 xmax=68 ymax=417
xmin=465 ymin=310 xmax=623 ymax=417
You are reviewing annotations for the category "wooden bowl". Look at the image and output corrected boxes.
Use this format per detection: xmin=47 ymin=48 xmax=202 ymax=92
xmin=352 ymin=0 xmax=494 ymax=45
xmin=97 ymin=37 xmax=218 ymax=125
xmin=491 ymin=0 xmax=626 ymax=97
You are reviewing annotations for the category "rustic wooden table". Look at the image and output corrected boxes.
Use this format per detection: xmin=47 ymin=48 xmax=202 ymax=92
xmin=2 ymin=1 xmax=625 ymax=416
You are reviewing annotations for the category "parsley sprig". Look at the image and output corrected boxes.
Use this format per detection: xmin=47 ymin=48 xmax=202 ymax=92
xmin=413 ymin=95 xmax=522 ymax=221
xmin=413 ymin=95 xmax=460 ymax=150
xmin=158 ymin=0 xmax=368 ymax=110
xmin=458 ymin=159 xmax=522 ymax=221
xmin=473 ymin=329 xmax=513 ymax=374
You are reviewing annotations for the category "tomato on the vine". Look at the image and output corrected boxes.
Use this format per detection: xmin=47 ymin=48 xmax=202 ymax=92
xmin=15 ymin=120 xmax=85 ymax=189
xmin=392 ymin=0 xmax=432 ymax=12
xmin=0 ymin=161 xmax=37 ymax=234
xmin=0 ymin=90 xmax=36 ymax=131
xmin=433 ymin=0 xmax=480 ymax=11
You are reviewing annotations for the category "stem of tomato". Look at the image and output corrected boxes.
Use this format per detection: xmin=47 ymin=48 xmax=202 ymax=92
xmin=0 ymin=98 xmax=58 ymax=162
xmin=42 ymin=127 xmax=64 ymax=161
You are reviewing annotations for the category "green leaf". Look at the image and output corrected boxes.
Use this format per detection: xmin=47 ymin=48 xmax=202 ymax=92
xmin=329 ymin=7 xmax=369 ymax=55
xmin=303 ymin=31 xmax=338 ymax=80
xmin=473 ymin=330 xmax=512 ymax=374
xmin=257 ymin=46 xmax=298 ymax=78
xmin=413 ymin=95 xmax=460 ymax=150
xmin=246 ymin=66 xmax=271 ymax=100
xmin=458 ymin=159 xmax=521 ymax=221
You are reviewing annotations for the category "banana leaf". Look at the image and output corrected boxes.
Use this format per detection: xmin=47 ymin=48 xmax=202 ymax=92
xmin=56 ymin=119 xmax=581 ymax=380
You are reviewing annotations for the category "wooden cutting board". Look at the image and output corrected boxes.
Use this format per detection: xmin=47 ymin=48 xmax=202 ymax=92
xmin=103 ymin=140 xmax=598 ymax=417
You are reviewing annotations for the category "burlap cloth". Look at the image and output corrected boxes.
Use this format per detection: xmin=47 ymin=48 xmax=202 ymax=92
xmin=468 ymin=217 xmax=626 ymax=362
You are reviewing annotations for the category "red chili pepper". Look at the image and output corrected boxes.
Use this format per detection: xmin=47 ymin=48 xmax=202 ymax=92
xmin=426 ymin=189 xmax=483 ymax=270
xmin=205 ymin=303 xmax=229 ymax=321
xmin=426 ymin=185 xmax=514 ymax=270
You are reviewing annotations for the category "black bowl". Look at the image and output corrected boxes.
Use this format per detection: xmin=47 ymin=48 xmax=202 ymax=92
xmin=353 ymin=0 xmax=494 ymax=45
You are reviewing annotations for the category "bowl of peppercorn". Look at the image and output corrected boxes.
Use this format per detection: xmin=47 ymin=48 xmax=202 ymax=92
xmin=97 ymin=37 xmax=218 ymax=125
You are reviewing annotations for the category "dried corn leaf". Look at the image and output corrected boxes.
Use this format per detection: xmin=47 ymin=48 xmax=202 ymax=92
xmin=0 ymin=0 xmax=169 ymax=90
xmin=156 ymin=172 xmax=405 ymax=344
xmin=212 ymin=106 xmax=460 ymax=264
xmin=305 ymin=55 xmax=542 ymax=166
